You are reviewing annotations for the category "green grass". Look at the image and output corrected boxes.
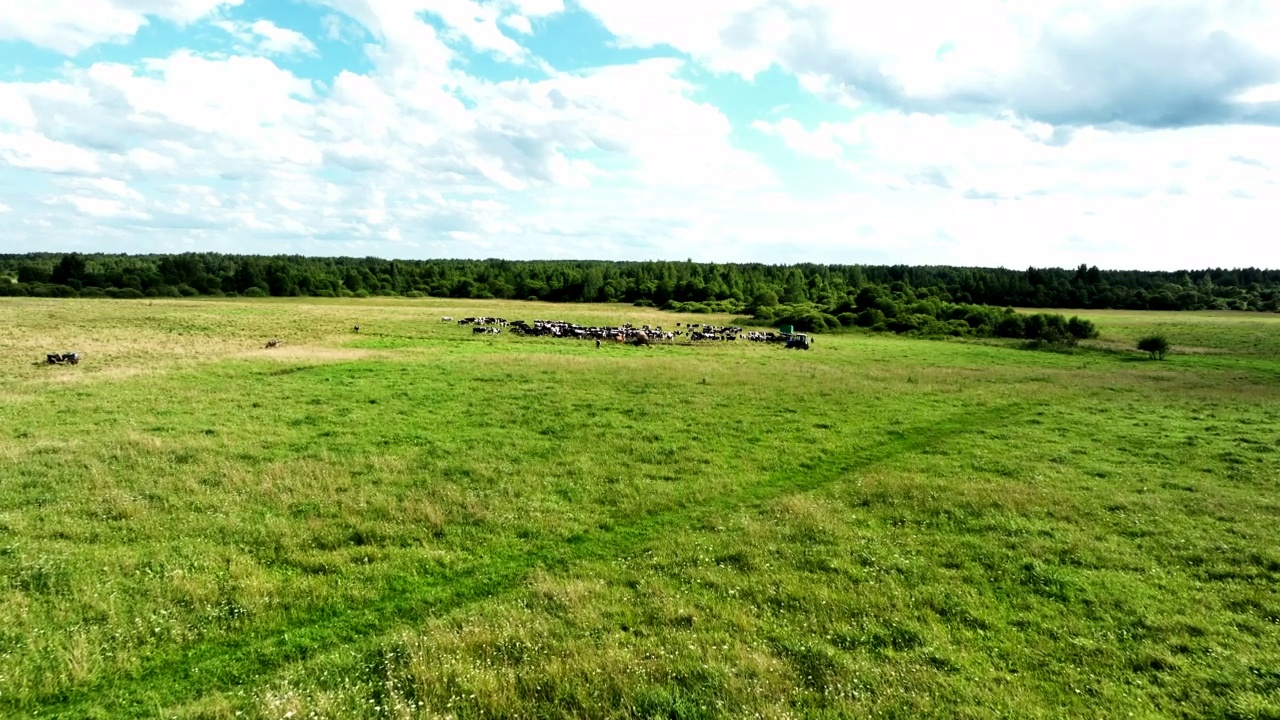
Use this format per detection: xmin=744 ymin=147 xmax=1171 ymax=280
xmin=1 ymin=298 xmax=1278 ymax=719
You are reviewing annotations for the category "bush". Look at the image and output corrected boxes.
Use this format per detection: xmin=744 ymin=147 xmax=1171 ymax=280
xmin=994 ymin=314 xmax=1024 ymax=338
xmin=242 ymin=287 xmax=269 ymax=298
xmin=1137 ymin=334 xmax=1171 ymax=360
xmin=106 ymin=287 xmax=145 ymax=299
xmin=33 ymin=283 xmax=79 ymax=298
xmin=1067 ymin=316 xmax=1099 ymax=340
xmin=856 ymin=308 xmax=885 ymax=328
xmin=351 ymin=289 xmax=370 ymax=299
xmin=633 ymin=298 xmax=655 ymax=307
xmin=777 ymin=312 xmax=829 ymax=332
xmin=176 ymin=284 xmax=200 ymax=297
xmin=837 ymin=312 xmax=857 ymax=327
xmin=403 ymin=290 xmax=425 ymax=298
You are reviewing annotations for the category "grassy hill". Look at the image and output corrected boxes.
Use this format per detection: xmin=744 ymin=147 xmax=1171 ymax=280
xmin=2 ymin=298 xmax=1278 ymax=719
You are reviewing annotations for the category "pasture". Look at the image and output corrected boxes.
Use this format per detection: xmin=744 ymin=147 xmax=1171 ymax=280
xmin=1 ymin=297 xmax=1278 ymax=719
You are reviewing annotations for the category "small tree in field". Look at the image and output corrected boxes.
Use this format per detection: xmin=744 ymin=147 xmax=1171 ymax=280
xmin=1138 ymin=334 xmax=1170 ymax=360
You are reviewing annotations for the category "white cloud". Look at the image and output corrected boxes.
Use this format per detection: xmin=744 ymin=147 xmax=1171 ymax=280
xmin=502 ymin=14 xmax=533 ymax=35
xmin=755 ymin=111 xmax=1280 ymax=204
xmin=0 ymin=132 xmax=101 ymax=174
xmin=510 ymin=0 xmax=563 ymax=17
xmin=752 ymin=118 xmax=843 ymax=160
xmin=577 ymin=0 xmax=1280 ymax=128
xmin=1 ymin=0 xmax=1279 ymax=270
xmin=0 ymin=29 xmax=773 ymax=255
xmin=0 ymin=0 xmax=242 ymax=54
xmin=1236 ymin=83 xmax=1280 ymax=105
xmin=315 ymin=0 xmax=528 ymax=64
xmin=420 ymin=0 xmax=527 ymax=61
xmin=65 ymin=195 xmax=150 ymax=219
xmin=215 ymin=19 xmax=319 ymax=56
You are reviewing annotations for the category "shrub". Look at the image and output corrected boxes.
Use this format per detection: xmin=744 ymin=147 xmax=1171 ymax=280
xmin=107 ymin=287 xmax=145 ymax=299
xmin=856 ymin=308 xmax=885 ymax=328
xmin=1137 ymin=334 xmax=1171 ymax=360
xmin=403 ymin=290 xmax=425 ymax=298
xmin=43 ymin=284 xmax=79 ymax=298
xmin=837 ymin=312 xmax=857 ymax=327
xmin=242 ymin=287 xmax=269 ymax=298
xmin=633 ymin=298 xmax=655 ymax=307
xmin=1067 ymin=316 xmax=1099 ymax=340
xmin=995 ymin=315 xmax=1025 ymax=338
xmin=351 ymin=289 xmax=370 ymax=299
xmin=886 ymin=314 xmax=928 ymax=334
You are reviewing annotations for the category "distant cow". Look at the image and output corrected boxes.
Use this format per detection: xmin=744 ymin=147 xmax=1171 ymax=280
xmin=45 ymin=352 xmax=80 ymax=365
xmin=441 ymin=317 xmax=453 ymax=322
xmin=353 ymin=325 xmax=360 ymax=333
xmin=265 ymin=339 xmax=281 ymax=349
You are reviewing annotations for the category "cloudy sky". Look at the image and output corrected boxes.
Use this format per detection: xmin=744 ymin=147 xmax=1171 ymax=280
xmin=1 ymin=1 xmax=1278 ymax=269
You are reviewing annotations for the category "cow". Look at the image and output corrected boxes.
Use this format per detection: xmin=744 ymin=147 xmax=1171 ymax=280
xmin=265 ymin=339 xmax=281 ymax=349
xmin=353 ymin=325 xmax=361 ymax=333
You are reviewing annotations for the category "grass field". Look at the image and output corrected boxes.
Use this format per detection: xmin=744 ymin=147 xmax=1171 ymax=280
xmin=1 ymin=298 xmax=1278 ymax=719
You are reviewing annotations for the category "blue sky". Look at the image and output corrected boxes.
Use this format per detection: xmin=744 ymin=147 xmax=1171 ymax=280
xmin=1 ymin=0 xmax=1279 ymax=269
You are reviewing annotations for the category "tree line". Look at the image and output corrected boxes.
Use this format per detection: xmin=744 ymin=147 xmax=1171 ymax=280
xmin=3 ymin=253 xmax=1278 ymax=318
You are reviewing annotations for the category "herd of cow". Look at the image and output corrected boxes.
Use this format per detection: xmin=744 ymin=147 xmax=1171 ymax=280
xmin=449 ymin=316 xmax=797 ymax=346
xmin=41 ymin=315 xmax=797 ymax=368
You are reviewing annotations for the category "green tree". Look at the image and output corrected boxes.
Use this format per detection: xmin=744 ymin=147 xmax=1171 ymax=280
xmin=1138 ymin=335 xmax=1171 ymax=360
xmin=782 ymin=269 xmax=808 ymax=304
xmin=51 ymin=253 xmax=87 ymax=287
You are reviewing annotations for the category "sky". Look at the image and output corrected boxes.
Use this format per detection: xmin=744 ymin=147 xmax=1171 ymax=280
xmin=1 ymin=1 xmax=1279 ymax=270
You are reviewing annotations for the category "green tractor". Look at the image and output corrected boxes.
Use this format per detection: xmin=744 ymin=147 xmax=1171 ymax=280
xmin=779 ymin=326 xmax=811 ymax=350
xmin=785 ymin=333 xmax=811 ymax=350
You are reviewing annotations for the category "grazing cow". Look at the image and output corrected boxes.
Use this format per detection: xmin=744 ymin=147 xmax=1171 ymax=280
xmin=265 ymin=339 xmax=281 ymax=349
xmin=441 ymin=316 xmax=453 ymax=322
xmin=353 ymin=325 xmax=360 ymax=333
xmin=46 ymin=352 xmax=80 ymax=365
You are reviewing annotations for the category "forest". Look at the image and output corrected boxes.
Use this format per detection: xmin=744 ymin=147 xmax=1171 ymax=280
xmin=1 ymin=252 xmax=1275 ymax=340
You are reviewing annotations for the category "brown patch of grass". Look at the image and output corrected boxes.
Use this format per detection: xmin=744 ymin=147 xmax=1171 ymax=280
xmin=238 ymin=346 xmax=380 ymax=362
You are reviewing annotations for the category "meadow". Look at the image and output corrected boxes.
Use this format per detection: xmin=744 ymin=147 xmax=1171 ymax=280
xmin=1 ymin=297 xmax=1277 ymax=719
